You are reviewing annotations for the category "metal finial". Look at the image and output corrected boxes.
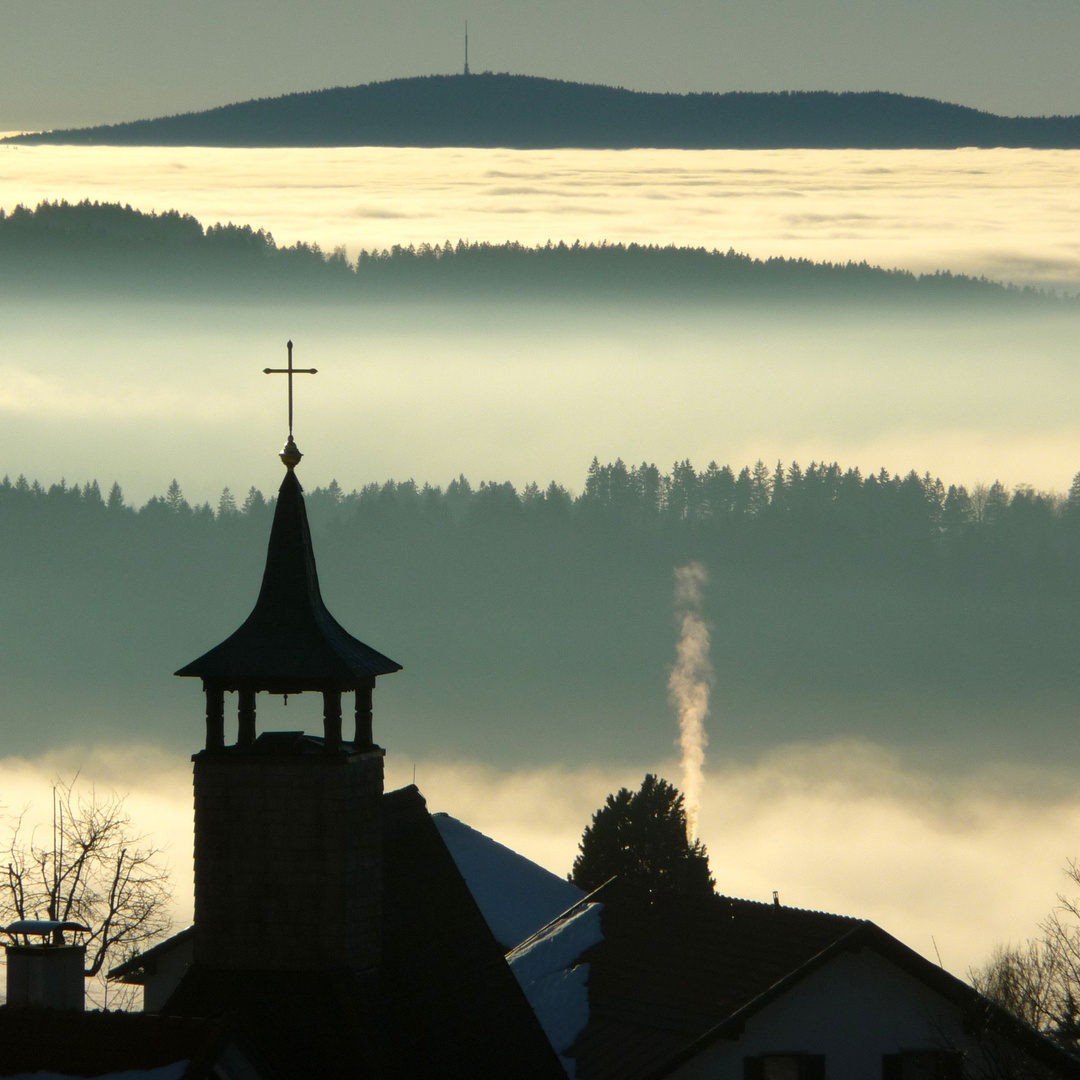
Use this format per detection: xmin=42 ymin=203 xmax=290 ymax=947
xmin=279 ymin=435 xmax=303 ymax=470
xmin=264 ymin=340 xmax=317 ymax=464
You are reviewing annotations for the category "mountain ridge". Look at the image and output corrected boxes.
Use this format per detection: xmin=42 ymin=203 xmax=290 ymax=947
xmin=9 ymin=73 xmax=1080 ymax=149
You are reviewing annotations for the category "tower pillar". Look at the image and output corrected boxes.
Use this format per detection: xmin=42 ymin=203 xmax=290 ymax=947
xmin=237 ymin=690 xmax=256 ymax=747
xmin=205 ymin=687 xmax=225 ymax=751
xmin=323 ymin=690 xmax=342 ymax=750
xmin=355 ymin=682 xmax=374 ymax=748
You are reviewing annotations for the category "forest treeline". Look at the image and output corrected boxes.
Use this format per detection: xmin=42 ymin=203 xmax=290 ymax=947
xmin=0 ymin=200 xmax=1046 ymax=303
xmin=4 ymin=455 xmax=1080 ymax=765
xmin=3 ymin=455 xmax=1077 ymax=579
xmin=9 ymin=74 xmax=1080 ymax=150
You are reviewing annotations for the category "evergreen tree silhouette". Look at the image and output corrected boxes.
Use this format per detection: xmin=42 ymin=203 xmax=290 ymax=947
xmin=165 ymin=479 xmax=188 ymax=514
xmin=217 ymin=487 xmax=238 ymax=517
xmin=570 ymin=774 xmax=714 ymax=902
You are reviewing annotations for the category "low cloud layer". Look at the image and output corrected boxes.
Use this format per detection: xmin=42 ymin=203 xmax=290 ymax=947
xmin=1 ymin=297 xmax=1077 ymax=509
xmin=3 ymin=740 xmax=1080 ymax=980
xmin=3 ymin=146 xmax=1080 ymax=288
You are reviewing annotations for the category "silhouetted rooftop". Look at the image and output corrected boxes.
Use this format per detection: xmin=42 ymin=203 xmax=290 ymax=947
xmin=0 ymin=1007 xmax=265 ymax=1080
xmin=163 ymin=785 xmax=565 ymax=1080
xmin=508 ymin=887 xmax=1080 ymax=1080
xmin=175 ymin=464 xmax=401 ymax=692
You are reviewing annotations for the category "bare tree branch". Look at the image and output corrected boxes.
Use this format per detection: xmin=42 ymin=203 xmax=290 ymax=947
xmin=971 ymin=859 xmax=1080 ymax=1053
xmin=0 ymin=778 xmax=173 ymax=1000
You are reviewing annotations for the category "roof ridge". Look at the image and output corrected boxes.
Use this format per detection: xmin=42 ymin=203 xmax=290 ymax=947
xmin=714 ymin=893 xmax=863 ymax=920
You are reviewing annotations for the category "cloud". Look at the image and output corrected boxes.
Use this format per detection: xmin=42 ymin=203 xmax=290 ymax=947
xmin=4 ymin=740 xmax=1079 ymax=980
xmin=0 ymin=365 xmax=236 ymax=423
xmin=5 ymin=146 xmax=1080 ymax=285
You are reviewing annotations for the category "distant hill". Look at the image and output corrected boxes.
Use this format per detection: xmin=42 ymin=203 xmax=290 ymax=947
xmin=0 ymin=200 xmax=1053 ymax=305
xmin=8 ymin=74 xmax=1080 ymax=149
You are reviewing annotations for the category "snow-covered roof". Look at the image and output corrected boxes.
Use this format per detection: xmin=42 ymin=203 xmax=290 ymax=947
xmin=508 ymin=901 xmax=604 ymax=1080
xmin=4 ymin=920 xmax=90 ymax=937
xmin=432 ymin=813 xmax=585 ymax=949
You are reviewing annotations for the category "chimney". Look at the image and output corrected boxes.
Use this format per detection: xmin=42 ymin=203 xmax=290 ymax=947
xmin=4 ymin=921 xmax=90 ymax=1010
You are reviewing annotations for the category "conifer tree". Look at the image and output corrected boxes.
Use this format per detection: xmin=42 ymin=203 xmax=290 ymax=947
xmin=570 ymin=774 xmax=714 ymax=902
xmin=1066 ymin=472 xmax=1080 ymax=520
xmin=217 ymin=486 xmax=238 ymax=517
xmin=241 ymin=486 xmax=266 ymax=515
xmin=165 ymin=478 xmax=187 ymax=513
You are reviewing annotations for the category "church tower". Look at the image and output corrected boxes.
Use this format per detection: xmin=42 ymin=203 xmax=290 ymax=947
xmin=175 ymin=345 xmax=401 ymax=974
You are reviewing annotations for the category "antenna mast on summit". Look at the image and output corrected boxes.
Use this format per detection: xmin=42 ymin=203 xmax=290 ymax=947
xmin=464 ymin=21 xmax=470 ymax=76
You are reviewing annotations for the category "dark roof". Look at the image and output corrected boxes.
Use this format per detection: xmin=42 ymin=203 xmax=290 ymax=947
xmin=163 ymin=785 xmax=565 ymax=1080
xmin=566 ymin=891 xmax=859 ymax=1080
xmin=551 ymin=890 xmax=1080 ymax=1080
xmin=0 ymin=1007 xmax=263 ymax=1080
xmin=175 ymin=467 xmax=401 ymax=691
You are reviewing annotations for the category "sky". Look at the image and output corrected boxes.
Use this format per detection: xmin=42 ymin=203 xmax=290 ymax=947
xmin=3 ymin=0 xmax=1080 ymax=131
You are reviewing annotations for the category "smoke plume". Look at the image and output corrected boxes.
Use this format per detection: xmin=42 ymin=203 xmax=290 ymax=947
xmin=668 ymin=562 xmax=712 ymax=839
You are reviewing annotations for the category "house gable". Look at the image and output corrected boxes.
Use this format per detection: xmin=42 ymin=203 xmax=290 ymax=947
xmin=667 ymin=946 xmax=971 ymax=1080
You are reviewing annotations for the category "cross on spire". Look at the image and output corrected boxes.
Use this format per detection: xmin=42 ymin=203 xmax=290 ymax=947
xmin=264 ymin=340 xmax=317 ymax=439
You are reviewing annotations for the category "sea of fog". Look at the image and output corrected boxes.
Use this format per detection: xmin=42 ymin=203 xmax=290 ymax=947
xmin=2 ymin=144 xmax=1079 ymax=502
xmin=5 ymin=742 xmax=1080 ymax=979
xmin=2 ymin=145 xmax=1080 ymax=289
xmin=3 ymin=145 xmax=1080 ymax=982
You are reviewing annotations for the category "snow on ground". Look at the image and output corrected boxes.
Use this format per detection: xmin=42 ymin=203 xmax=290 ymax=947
xmin=433 ymin=812 xmax=585 ymax=949
xmin=508 ymin=902 xmax=604 ymax=1078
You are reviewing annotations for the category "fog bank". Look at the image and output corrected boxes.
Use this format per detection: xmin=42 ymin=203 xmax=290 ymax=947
xmin=2 ymin=741 xmax=1076 ymax=980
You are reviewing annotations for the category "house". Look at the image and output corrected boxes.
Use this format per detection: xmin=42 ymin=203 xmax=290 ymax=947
xmin=509 ymin=886 xmax=1080 ymax=1080
xmin=110 ymin=928 xmax=195 ymax=1013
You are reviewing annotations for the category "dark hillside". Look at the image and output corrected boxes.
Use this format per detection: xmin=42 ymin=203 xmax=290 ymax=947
xmin=0 ymin=201 xmax=1053 ymax=305
xmin=3 ymin=460 xmax=1080 ymax=768
xmin=9 ymin=74 xmax=1080 ymax=149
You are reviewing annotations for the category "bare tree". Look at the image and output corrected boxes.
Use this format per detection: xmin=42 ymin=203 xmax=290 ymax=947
xmin=2 ymin=779 xmax=172 ymax=1005
xmin=971 ymin=860 xmax=1080 ymax=1053
xmin=971 ymin=941 xmax=1064 ymax=1035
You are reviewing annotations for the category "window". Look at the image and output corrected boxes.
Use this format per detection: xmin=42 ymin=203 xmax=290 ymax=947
xmin=744 ymin=1054 xmax=826 ymax=1080
xmin=882 ymin=1050 xmax=964 ymax=1080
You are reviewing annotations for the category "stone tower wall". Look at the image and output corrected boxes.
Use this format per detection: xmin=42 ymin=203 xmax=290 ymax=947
xmin=192 ymin=747 xmax=384 ymax=972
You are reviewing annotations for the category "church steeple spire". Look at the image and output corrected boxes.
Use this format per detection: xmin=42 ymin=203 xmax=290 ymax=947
xmin=177 ymin=341 xmax=397 ymax=975
xmin=176 ymin=341 xmax=401 ymax=750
